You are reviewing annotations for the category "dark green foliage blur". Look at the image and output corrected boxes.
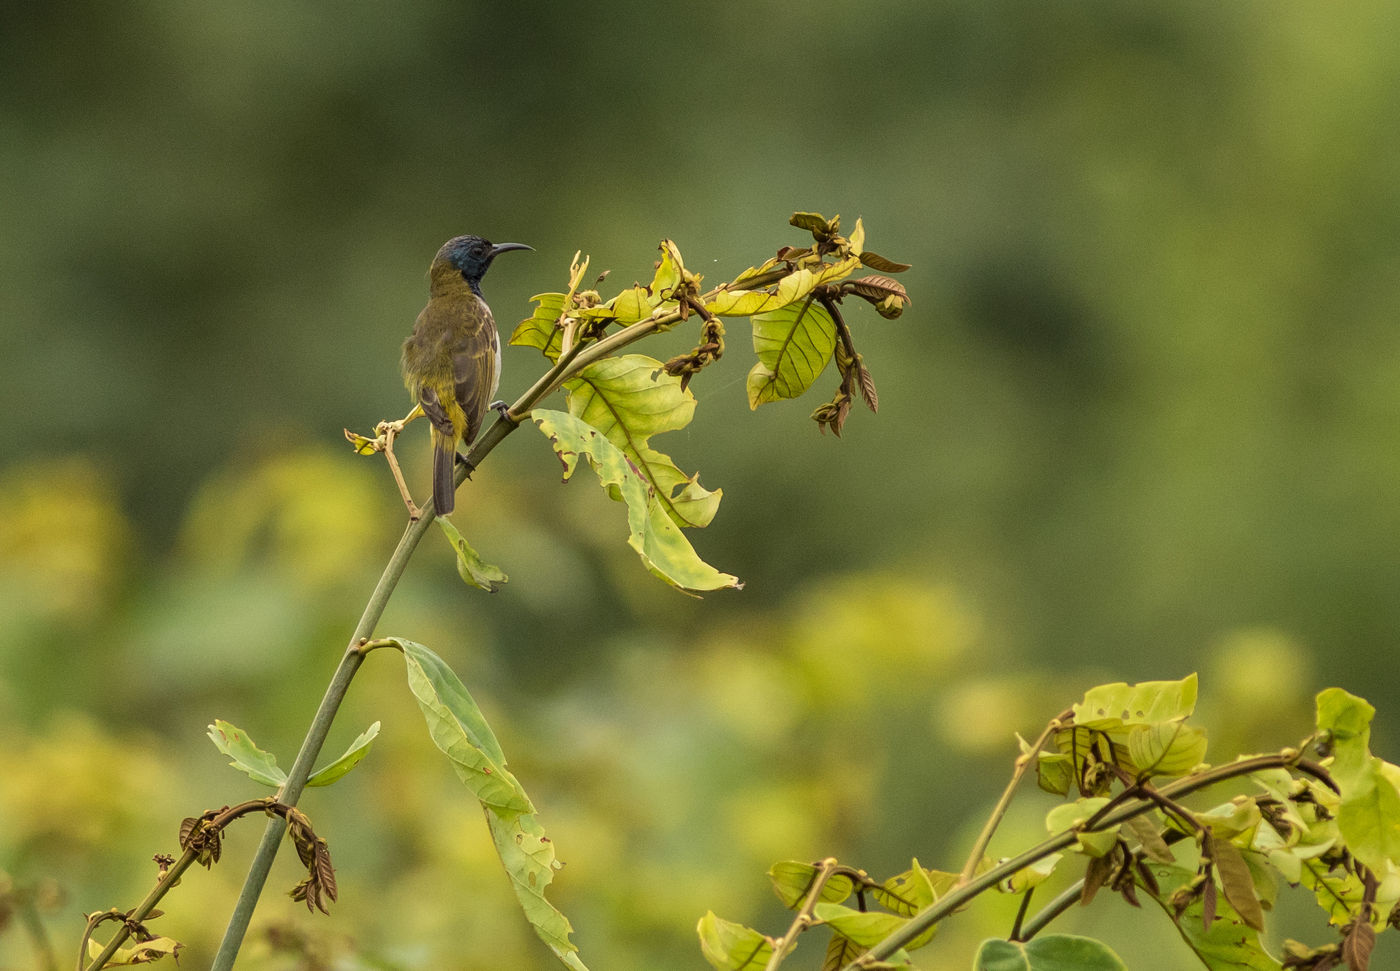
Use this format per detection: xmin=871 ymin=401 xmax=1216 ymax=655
xmin=2 ymin=1 xmax=1398 ymax=968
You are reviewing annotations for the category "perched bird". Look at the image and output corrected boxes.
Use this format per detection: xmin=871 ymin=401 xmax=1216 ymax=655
xmin=401 ymin=234 xmax=532 ymax=515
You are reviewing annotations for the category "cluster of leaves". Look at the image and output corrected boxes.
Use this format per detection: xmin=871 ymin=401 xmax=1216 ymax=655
xmin=699 ymin=676 xmax=1400 ymax=971
xmin=508 ymin=211 xmax=910 ymax=594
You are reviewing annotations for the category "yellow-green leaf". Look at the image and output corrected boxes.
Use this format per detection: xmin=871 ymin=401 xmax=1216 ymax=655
xmin=747 ymin=295 xmax=836 ymax=409
xmin=207 ymin=719 xmax=287 ymax=788
xmin=306 ymin=721 xmax=380 ymax=788
xmin=532 ymin=409 xmax=740 ymax=594
xmin=767 ymin=861 xmax=854 ymax=909
xmin=511 ymin=292 xmax=567 ymax=361
xmin=1125 ymin=721 xmax=1207 ymax=777
xmin=563 ymin=355 xmax=722 ymax=529
xmin=1073 ymin=674 xmax=1199 ymax=729
xmin=697 ymin=912 xmax=774 ymax=971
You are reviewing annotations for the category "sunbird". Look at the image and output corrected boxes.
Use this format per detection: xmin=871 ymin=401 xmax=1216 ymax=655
xmin=401 ymin=234 xmax=532 ymax=515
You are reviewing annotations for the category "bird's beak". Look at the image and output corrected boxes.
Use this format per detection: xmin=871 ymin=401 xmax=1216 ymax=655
xmin=490 ymin=242 xmax=534 ymax=258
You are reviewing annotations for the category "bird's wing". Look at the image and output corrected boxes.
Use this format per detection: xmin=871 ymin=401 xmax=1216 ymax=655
xmin=452 ymin=304 xmax=500 ymax=445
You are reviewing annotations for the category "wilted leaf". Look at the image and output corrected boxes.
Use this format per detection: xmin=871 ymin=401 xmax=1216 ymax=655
xmin=564 ymin=355 xmax=721 ymax=529
xmin=697 ymin=912 xmax=775 ymax=970
xmin=532 ymin=409 xmax=741 ymax=594
xmin=847 ymin=274 xmax=911 ymax=305
xmin=790 ymin=211 xmax=831 ymax=235
xmin=207 ymin=720 xmax=287 ymax=788
xmin=1208 ymin=835 xmax=1265 ymax=931
xmin=306 ymin=722 xmax=381 ymax=788
xmin=394 ymin=638 xmax=534 ymax=817
xmin=1144 ymin=860 xmax=1281 ymax=970
xmin=650 ymin=240 xmax=688 ymax=304
xmin=437 ymin=516 xmax=508 ymax=592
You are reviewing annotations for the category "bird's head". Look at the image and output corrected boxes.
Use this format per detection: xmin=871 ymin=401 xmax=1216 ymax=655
xmin=435 ymin=235 xmax=533 ymax=294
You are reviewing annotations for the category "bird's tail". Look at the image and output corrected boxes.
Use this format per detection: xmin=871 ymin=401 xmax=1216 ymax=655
xmin=432 ymin=430 xmax=456 ymax=515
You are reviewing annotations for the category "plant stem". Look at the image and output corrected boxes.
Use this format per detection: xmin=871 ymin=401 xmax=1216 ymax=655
xmin=1013 ymin=881 xmax=1085 ymax=941
xmin=209 ymin=507 xmax=437 ymax=969
xmin=845 ymin=752 xmax=1335 ymax=968
xmin=957 ymin=711 xmax=1070 ymax=886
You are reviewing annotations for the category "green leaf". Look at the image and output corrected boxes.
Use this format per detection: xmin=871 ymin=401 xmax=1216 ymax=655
xmin=974 ymin=935 xmax=1127 ymax=971
xmin=563 ymin=355 xmax=722 ymax=529
xmin=511 ymin=292 xmax=567 ymax=361
xmin=822 ymin=932 xmax=863 ymax=971
xmin=697 ymin=912 xmax=774 ymax=970
xmin=999 ymin=854 xmax=1063 ymax=894
xmin=207 ymin=719 xmax=287 ymax=788
xmin=748 ymin=294 xmax=836 ymax=408
xmin=813 ymin=902 xmax=931 ymax=950
xmin=485 ymin=810 xmax=590 ymax=971
xmin=395 ymin=638 xmax=533 ymax=817
xmin=1125 ymin=721 xmax=1208 ymax=777
xmin=1315 ymin=688 xmax=1400 ymax=874
xmin=767 ymin=861 xmax=853 ymax=909
xmin=437 ymin=516 xmax=508 ymax=592
xmin=532 ymin=409 xmax=741 ymax=594
xmin=606 ymin=285 xmax=653 ymax=324
xmin=874 ymin=862 xmax=957 ymax=916
xmin=1045 ymin=798 xmax=1118 ymax=856
xmin=393 ymin=639 xmax=588 ymax=969
xmin=306 ymin=721 xmax=380 ymax=788
xmin=1073 ymin=674 xmax=1199 ymax=728
xmin=1144 ymin=858 xmax=1282 ymax=970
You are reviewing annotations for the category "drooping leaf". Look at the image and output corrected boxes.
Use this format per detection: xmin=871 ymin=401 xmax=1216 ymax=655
xmin=748 ymin=295 xmax=837 ymax=408
xmin=973 ymin=935 xmax=1127 ymax=971
xmin=790 ymin=211 xmax=831 ymax=235
xmin=485 ymin=810 xmax=590 ymax=971
xmin=532 ymin=409 xmax=741 ymax=594
xmin=1207 ymin=835 xmax=1265 ymax=932
xmin=394 ymin=639 xmax=588 ymax=969
xmin=395 ymin=638 xmax=534 ymax=817
xmin=306 ymin=721 xmax=380 ymax=788
xmin=563 ymin=355 xmax=721 ymax=529
xmin=207 ymin=719 xmax=287 ymax=788
xmin=511 ymin=292 xmax=568 ymax=361
xmin=847 ymin=274 xmax=911 ymax=305
xmin=697 ymin=912 xmax=775 ymax=971
xmin=437 ymin=516 xmax=508 ymax=592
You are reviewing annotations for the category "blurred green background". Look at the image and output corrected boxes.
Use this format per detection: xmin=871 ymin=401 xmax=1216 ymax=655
xmin=3 ymin=1 xmax=1399 ymax=968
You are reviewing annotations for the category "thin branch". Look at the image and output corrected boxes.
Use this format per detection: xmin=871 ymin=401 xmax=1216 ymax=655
xmin=1013 ymin=881 xmax=1085 ymax=942
xmin=958 ymin=710 xmax=1072 ymax=885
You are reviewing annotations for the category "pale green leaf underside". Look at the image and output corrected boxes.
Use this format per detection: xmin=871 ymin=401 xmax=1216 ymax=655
xmin=532 ymin=409 xmax=741 ymax=594
xmin=207 ymin=719 xmax=287 ymax=787
xmin=306 ymin=721 xmax=381 ymax=788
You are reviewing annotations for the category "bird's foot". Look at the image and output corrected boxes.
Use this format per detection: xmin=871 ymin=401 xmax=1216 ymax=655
xmin=489 ymin=400 xmax=517 ymax=425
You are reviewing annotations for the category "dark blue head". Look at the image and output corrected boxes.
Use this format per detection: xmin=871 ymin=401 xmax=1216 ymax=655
xmin=437 ymin=234 xmax=533 ymax=294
